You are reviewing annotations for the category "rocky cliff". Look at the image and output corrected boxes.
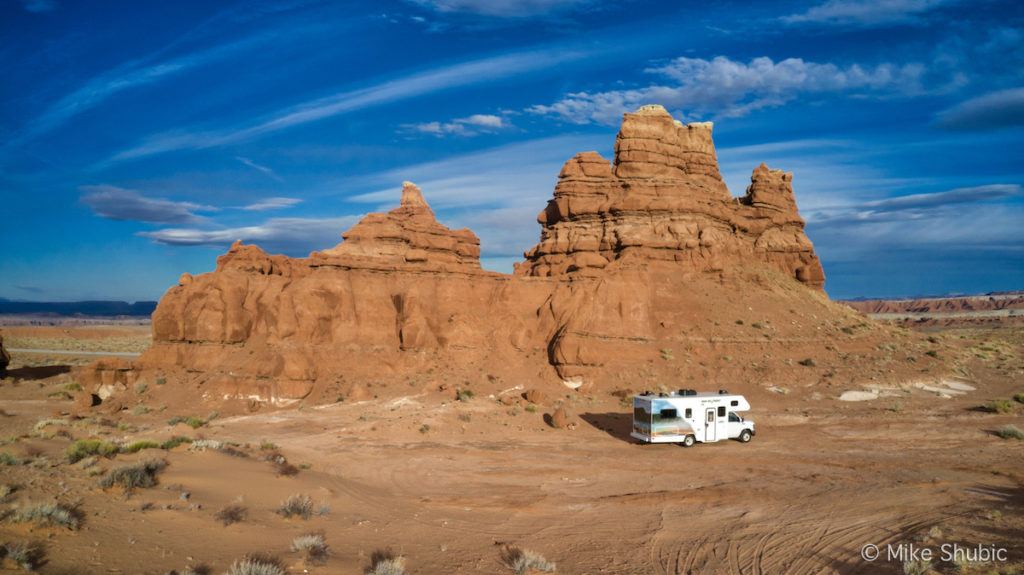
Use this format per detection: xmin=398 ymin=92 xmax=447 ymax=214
xmin=80 ymin=105 xmax=870 ymax=409
xmin=517 ymin=105 xmax=824 ymax=289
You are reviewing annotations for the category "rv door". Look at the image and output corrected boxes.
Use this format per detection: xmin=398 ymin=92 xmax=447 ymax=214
xmin=705 ymin=408 xmax=717 ymax=442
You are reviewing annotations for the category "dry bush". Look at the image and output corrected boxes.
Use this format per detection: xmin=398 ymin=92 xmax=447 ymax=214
xmin=122 ymin=440 xmax=160 ymax=454
xmin=225 ymin=555 xmax=285 ymax=575
xmin=214 ymin=504 xmax=247 ymax=526
xmin=98 ymin=459 xmax=166 ymax=492
xmin=291 ymin=533 xmax=328 ymax=564
xmin=903 ymin=558 xmax=931 ymax=575
xmin=11 ymin=502 xmax=82 ymax=530
xmin=366 ymin=550 xmax=406 ymax=575
xmin=501 ymin=546 xmax=556 ymax=574
xmin=4 ymin=541 xmax=45 ymax=571
xmin=986 ymin=399 xmax=1014 ymax=413
xmin=277 ymin=494 xmax=313 ymax=519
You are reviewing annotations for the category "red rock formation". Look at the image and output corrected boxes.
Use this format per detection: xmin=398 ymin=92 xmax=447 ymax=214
xmin=516 ymin=105 xmax=824 ymax=289
xmin=80 ymin=105 xmax=840 ymax=406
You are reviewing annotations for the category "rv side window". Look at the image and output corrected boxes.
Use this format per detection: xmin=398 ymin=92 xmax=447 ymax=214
xmin=728 ymin=412 xmax=740 ymax=422
xmin=730 ymin=400 xmax=738 ymax=407
xmin=684 ymin=408 xmax=692 ymax=419
xmin=659 ymin=408 xmax=678 ymax=420
xmin=717 ymin=406 xmax=725 ymax=418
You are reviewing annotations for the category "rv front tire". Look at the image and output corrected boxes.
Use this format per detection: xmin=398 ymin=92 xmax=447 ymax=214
xmin=738 ymin=430 xmax=752 ymax=443
xmin=681 ymin=435 xmax=695 ymax=447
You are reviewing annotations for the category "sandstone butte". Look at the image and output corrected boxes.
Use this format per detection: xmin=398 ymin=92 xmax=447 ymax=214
xmin=79 ymin=104 xmax=882 ymax=410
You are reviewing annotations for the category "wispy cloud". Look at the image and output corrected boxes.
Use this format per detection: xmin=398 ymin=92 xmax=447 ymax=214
xmin=242 ymin=197 xmax=302 ymax=211
xmin=530 ymin=55 xmax=925 ymax=125
xmin=402 ymin=113 xmax=509 ymax=136
xmin=781 ymin=0 xmax=955 ymax=27
xmin=935 ymin=87 xmax=1024 ymax=131
xmin=138 ymin=215 xmax=362 ymax=256
xmin=22 ymin=34 xmax=280 ymax=142
xmin=20 ymin=0 xmax=56 ymax=13
xmin=406 ymin=0 xmax=589 ymax=17
xmin=111 ymin=47 xmax=591 ymax=162
xmin=80 ymin=185 xmax=217 ymax=224
xmin=808 ymin=184 xmax=1022 ymax=223
xmin=236 ymin=156 xmax=284 ymax=181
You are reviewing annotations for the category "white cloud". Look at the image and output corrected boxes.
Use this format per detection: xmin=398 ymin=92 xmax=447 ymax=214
xmin=138 ymin=215 xmax=362 ymax=256
xmin=403 ymin=113 xmax=507 ymax=137
xmin=406 ymin=0 xmax=589 ymax=17
xmin=80 ymin=185 xmax=217 ymax=224
xmin=236 ymin=156 xmax=284 ymax=181
xmin=935 ymin=87 xmax=1024 ymax=131
xmin=530 ymin=55 xmax=925 ymax=125
xmin=781 ymin=0 xmax=954 ymax=27
xmin=111 ymin=47 xmax=588 ymax=162
xmin=242 ymin=197 xmax=303 ymax=211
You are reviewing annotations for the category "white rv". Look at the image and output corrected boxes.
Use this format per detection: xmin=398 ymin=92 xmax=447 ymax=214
xmin=631 ymin=389 xmax=755 ymax=447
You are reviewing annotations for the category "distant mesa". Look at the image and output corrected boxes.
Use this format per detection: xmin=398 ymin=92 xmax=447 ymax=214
xmin=79 ymin=104 xmax=847 ymax=407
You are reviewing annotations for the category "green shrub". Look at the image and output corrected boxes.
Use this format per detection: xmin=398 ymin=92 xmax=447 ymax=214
xmin=66 ymin=439 xmax=119 ymax=463
xmin=659 ymin=348 xmax=674 ymax=361
xmin=159 ymin=436 xmax=193 ymax=450
xmin=11 ymin=502 xmax=81 ymax=530
xmin=996 ymin=425 xmax=1024 ymax=440
xmin=798 ymin=358 xmax=816 ymax=367
xmin=986 ymin=399 xmax=1014 ymax=414
xmin=167 ymin=415 xmax=207 ymax=429
xmin=63 ymin=382 xmax=82 ymax=392
xmin=122 ymin=440 xmax=160 ymax=454
xmin=456 ymin=389 xmax=474 ymax=402
xmin=98 ymin=459 xmax=166 ymax=492
xmin=925 ymin=350 xmax=939 ymax=358
xmin=0 ymin=452 xmax=19 ymax=466
xmin=1014 ymin=392 xmax=1024 ymax=404
xmin=259 ymin=441 xmax=278 ymax=451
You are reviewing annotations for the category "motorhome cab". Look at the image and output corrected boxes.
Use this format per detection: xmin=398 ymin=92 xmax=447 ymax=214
xmin=631 ymin=389 xmax=755 ymax=447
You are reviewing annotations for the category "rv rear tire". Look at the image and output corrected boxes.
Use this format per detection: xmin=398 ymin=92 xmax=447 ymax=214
xmin=738 ymin=430 xmax=752 ymax=443
xmin=681 ymin=435 xmax=695 ymax=447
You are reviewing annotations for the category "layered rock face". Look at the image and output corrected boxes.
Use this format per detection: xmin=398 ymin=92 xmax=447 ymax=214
xmin=516 ymin=105 xmax=824 ymax=289
xmin=81 ymin=104 xmax=838 ymax=405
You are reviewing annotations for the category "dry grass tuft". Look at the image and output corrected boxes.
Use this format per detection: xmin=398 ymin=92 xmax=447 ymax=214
xmin=276 ymin=494 xmax=313 ymax=519
xmin=214 ymin=504 xmax=247 ymax=526
xmin=291 ymin=533 xmax=328 ymax=564
xmin=3 ymin=541 xmax=46 ymax=571
xmin=225 ymin=554 xmax=285 ymax=575
xmin=98 ymin=459 xmax=166 ymax=492
xmin=366 ymin=550 xmax=406 ymax=575
xmin=501 ymin=546 xmax=556 ymax=574
xmin=11 ymin=502 xmax=82 ymax=530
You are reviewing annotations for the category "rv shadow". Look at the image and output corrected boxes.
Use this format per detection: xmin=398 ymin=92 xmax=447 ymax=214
xmin=580 ymin=412 xmax=635 ymax=443
xmin=4 ymin=364 xmax=71 ymax=381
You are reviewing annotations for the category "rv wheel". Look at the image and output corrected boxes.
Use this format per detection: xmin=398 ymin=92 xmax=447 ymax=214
xmin=681 ymin=435 xmax=695 ymax=448
xmin=738 ymin=430 xmax=752 ymax=443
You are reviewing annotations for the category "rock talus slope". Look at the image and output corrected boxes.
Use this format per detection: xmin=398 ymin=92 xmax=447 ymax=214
xmin=80 ymin=105 xmax=891 ymax=408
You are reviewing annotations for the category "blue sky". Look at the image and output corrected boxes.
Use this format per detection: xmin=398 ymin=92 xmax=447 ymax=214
xmin=1 ymin=0 xmax=1022 ymax=301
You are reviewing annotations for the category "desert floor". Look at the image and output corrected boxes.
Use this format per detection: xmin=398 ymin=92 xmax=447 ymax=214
xmin=0 ymin=323 xmax=1022 ymax=575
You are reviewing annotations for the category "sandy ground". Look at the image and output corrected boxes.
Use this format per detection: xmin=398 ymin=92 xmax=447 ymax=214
xmin=0 ymin=325 xmax=1022 ymax=574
